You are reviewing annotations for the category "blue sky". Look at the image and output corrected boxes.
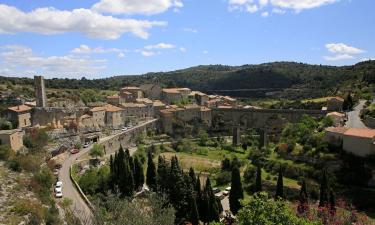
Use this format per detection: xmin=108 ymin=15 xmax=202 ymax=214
xmin=0 ymin=0 xmax=374 ymax=78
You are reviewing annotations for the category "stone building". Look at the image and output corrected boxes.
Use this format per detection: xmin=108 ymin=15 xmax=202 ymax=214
xmin=327 ymin=97 xmax=344 ymax=111
xmin=0 ymin=129 xmax=24 ymax=151
xmin=89 ymin=106 xmax=106 ymax=127
xmin=189 ymin=91 xmax=209 ymax=106
xmin=121 ymin=87 xmax=143 ymax=100
xmin=159 ymin=104 xmax=212 ymax=134
xmin=7 ymin=105 xmax=32 ymax=128
xmin=120 ymin=102 xmax=152 ymax=120
xmin=106 ymin=95 xmax=120 ymax=106
xmin=140 ymin=84 xmax=162 ymax=100
xmin=161 ymin=88 xmax=192 ymax=104
xmin=104 ymin=104 xmax=123 ymax=128
xmin=325 ymin=127 xmax=375 ymax=157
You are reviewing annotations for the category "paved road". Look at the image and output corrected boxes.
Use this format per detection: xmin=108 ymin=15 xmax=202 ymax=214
xmin=345 ymin=100 xmax=368 ymax=128
xmin=59 ymin=119 xmax=157 ymax=224
xmin=60 ymin=146 xmax=94 ymax=224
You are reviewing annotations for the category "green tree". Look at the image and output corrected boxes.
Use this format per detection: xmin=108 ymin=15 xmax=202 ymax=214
xmin=146 ymin=150 xmax=157 ymax=191
xmin=90 ymin=144 xmax=104 ymax=159
xmin=299 ymin=179 xmax=308 ymax=204
xmin=275 ymin=167 xmax=284 ymax=199
xmin=134 ymin=156 xmax=145 ymax=190
xmin=319 ymin=170 xmax=329 ymax=207
xmin=156 ymin=155 xmax=169 ymax=193
xmin=237 ymin=192 xmax=318 ymax=225
xmin=203 ymin=178 xmax=220 ymax=223
xmin=229 ymin=165 xmax=244 ymax=214
xmin=255 ymin=166 xmax=262 ymax=192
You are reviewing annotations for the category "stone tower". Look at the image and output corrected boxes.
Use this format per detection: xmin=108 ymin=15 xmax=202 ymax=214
xmin=232 ymin=126 xmax=241 ymax=147
xmin=34 ymin=76 xmax=47 ymax=107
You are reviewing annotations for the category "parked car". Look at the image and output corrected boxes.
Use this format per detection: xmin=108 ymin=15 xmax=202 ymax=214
xmin=70 ymin=149 xmax=80 ymax=154
xmin=55 ymin=181 xmax=63 ymax=193
xmin=223 ymin=190 xmax=229 ymax=196
xmin=83 ymin=143 xmax=90 ymax=148
xmin=212 ymin=187 xmax=221 ymax=194
xmin=225 ymin=187 xmax=231 ymax=192
xmin=121 ymin=127 xmax=128 ymax=131
xmin=55 ymin=190 xmax=63 ymax=198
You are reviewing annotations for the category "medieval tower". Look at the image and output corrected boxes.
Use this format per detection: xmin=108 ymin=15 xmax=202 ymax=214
xmin=34 ymin=76 xmax=47 ymax=107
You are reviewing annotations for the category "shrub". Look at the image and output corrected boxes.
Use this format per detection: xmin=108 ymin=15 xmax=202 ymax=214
xmin=0 ymin=145 xmax=12 ymax=160
xmin=243 ymin=164 xmax=256 ymax=184
xmin=216 ymin=171 xmax=231 ymax=185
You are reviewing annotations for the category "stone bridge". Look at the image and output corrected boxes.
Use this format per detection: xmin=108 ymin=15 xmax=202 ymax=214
xmin=211 ymin=108 xmax=328 ymax=131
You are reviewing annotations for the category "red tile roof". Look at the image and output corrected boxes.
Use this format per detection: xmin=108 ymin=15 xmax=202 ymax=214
xmin=344 ymin=128 xmax=375 ymax=138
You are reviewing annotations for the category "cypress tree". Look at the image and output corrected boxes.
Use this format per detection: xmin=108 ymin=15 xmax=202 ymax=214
xmin=205 ymin=178 xmax=220 ymax=222
xmin=156 ymin=155 xmax=169 ymax=193
xmin=275 ymin=167 xmax=284 ymax=199
xmin=189 ymin=195 xmax=199 ymax=225
xmin=319 ymin=170 xmax=329 ymax=207
xmin=329 ymin=190 xmax=336 ymax=212
xmin=255 ymin=165 xmax=262 ymax=192
xmin=133 ymin=156 xmax=144 ymax=190
xmin=229 ymin=165 xmax=243 ymax=214
xmin=195 ymin=176 xmax=204 ymax=223
xmin=189 ymin=167 xmax=197 ymax=187
xmin=169 ymin=156 xmax=186 ymax=221
xmin=299 ymin=179 xmax=308 ymax=204
xmin=146 ymin=150 xmax=157 ymax=191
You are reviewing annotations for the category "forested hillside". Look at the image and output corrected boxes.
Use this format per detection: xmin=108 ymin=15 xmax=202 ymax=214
xmin=1 ymin=61 xmax=375 ymax=98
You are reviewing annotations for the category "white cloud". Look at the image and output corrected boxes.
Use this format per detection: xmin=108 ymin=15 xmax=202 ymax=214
xmin=324 ymin=54 xmax=354 ymax=61
xmin=324 ymin=43 xmax=365 ymax=61
xmin=271 ymin=0 xmax=338 ymax=12
xmin=228 ymin=0 xmax=340 ymax=15
xmin=0 ymin=45 xmax=106 ymax=77
xmin=203 ymin=50 xmax=209 ymax=54
xmin=92 ymin=0 xmax=183 ymax=15
xmin=360 ymin=58 xmax=375 ymax=62
xmin=179 ymin=47 xmax=187 ymax=53
xmin=118 ymin=52 xmax=125 ymax=58
xmin=261 ymin=11 xmax=269 ymax=17
xmin=71 ymin=45 xmax=126 ymax=54
xmin=140 ymin=50 xmax=156 ymax=57
xmin=325 ymin=43 xmax=364 ymax=55
xmin=144 ymin=43 xmax=175 ymax=50
xmin=0 ymin=4 xmax=166 ymax=40
xmin=182 ymin=27 xmax=198 ymax=33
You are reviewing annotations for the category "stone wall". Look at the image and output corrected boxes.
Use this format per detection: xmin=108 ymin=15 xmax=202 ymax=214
xmin=32 ymin=107 xmax=88 ymax=128
xmin=100 ymin=119 xmax=157 ymax=155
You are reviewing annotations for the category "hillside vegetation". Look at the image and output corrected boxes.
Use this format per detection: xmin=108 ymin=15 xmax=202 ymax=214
xmin=1 ymin=61 xmax=375 ymax=99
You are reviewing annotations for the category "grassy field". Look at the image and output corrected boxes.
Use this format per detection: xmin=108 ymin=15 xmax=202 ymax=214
xmin=301 ymin=96 xmax=333 ymax=103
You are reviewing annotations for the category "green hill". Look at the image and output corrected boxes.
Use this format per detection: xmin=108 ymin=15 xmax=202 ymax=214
xmin=1 ymin=61 xmax=375 ymax=99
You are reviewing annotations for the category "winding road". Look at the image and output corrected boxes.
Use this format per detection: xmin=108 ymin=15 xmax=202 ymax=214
xmin=58 ymin=119 xmax=157 ymax=224
xmin=345 ymin=100 xmax=368 ymax=128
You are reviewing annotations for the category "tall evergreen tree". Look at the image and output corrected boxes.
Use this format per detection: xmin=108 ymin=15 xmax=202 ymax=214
xmin=229 ymin=165 xmax=243 ymax=214
xmin=299 ymin=179 xmax=308 ymax=204
xmin=319 ymin=170 xmax=329 ymax=207
xmin=133 ymin=156 xmax=144 ymax=190
xmin=195 ymin=176 xmax=204 ymax=223
xmin=156 ymin=155 xmax=169 ymax=193
xmin=146 ymin=150 xmax=157 ymax=191
xmin=329 ymin=189 xmax=336 ymax=212
xmin=189 ymin=195 xmax=199 ymax=225
xmin=275 ymin=167 xmax=284 ymax=199
xmin=204 ymin=178 xmax=220 ymax=223
xmin=255 ymin=165 xmax=262 ymax=192
xmin=189 ymin=167 xmax=197 ymax=187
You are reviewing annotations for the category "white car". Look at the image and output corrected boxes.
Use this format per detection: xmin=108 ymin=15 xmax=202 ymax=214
xmin=223 ymin=190 xmax=229 ymax=196
xmin=121 ymin=127 xmax=128 ymax=131
xmin=55 ymin=181 xmax=63 ymax=192
xmin=225 ymin=187 xmax=231 ymax=192
xmin=55 ymin=190 xmax=63 ymax=198
xmin=83 ymin=143 xmax=90 ymax=148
